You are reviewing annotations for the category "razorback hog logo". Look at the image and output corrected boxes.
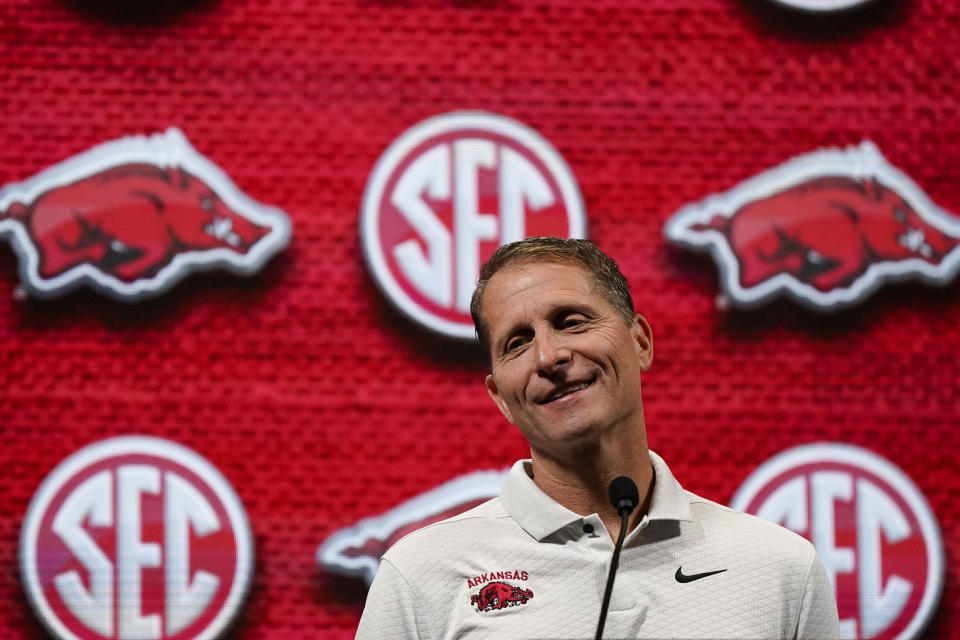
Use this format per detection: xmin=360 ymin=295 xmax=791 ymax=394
xmin=471 ymin=582 xmax=533 ymax=612
xmin=317 ymin=468 xmax=507 ymax=584
xmin=665 ymin=141 xmax=960 ymax=310
xmin=0 ymin=128 xmax=290 ymax=301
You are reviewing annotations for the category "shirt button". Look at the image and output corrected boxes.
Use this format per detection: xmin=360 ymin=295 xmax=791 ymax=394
xmin=582 ymin=523 xmax=594 ymax=534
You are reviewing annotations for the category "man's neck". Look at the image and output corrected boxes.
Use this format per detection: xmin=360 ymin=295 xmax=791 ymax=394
xmin=528 ymin=431 xmax=654 ymax=542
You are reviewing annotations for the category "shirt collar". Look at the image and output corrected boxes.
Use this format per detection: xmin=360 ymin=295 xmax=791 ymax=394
xmin=646 ymin=450 xmax=692 ymax=523
xmin=499 ymin=450 xmax=692 ymax=541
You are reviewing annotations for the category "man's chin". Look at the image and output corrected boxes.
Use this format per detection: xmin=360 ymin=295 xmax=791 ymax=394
xmin=529 ymin=420 xmax=608 ymax=451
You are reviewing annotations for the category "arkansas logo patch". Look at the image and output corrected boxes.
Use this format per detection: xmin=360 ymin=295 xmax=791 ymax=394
xmin=470 ymin=576 xmax=533 ymax=613
xmin=0 ymin=128 xmax=291 ymax=301
xmin=664 ymin=141 xmax=960 ymax=311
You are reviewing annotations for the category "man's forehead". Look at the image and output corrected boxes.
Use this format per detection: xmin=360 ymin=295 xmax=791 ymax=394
xmin=488 ymin=260 xmax=593 ymax=295
xmin=483 ymin=262 xmax=601 ymax=324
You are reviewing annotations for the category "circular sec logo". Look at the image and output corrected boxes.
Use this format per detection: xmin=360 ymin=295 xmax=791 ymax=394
xmin=21 ymin=437 xmax=253 ymax=640
xmin=361 ymin=111 xmax=587 ymax=340
xmin=731 ymin=443 xmax=944 ymax=640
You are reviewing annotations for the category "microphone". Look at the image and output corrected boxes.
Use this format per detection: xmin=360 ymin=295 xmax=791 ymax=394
xmin=609 ymin=476 xmax=639 ymax=516
xmin=595 ymin=476 xmax=639 ymax=640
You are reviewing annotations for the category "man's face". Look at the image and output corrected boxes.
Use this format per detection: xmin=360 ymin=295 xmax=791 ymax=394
xmin=482 ymin=261 xmax=653 ymax=453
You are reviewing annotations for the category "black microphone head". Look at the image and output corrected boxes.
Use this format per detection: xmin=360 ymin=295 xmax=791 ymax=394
xmin=608 ymin=476 xmax=639 ymax=515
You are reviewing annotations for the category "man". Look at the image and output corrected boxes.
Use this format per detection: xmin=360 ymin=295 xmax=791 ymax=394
xmin=356 ymin=237 xmax=839 ymax=639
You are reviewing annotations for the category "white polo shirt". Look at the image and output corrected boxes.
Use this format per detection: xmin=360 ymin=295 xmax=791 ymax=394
xmin=356 ymin=452 xmax=839 ymax=639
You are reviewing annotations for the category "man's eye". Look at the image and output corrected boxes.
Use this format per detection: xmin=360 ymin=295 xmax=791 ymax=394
xmin=561 ymin=317 xmax=584 ymax=329
xmin=505 ymin=337 xmax=527 ymax=352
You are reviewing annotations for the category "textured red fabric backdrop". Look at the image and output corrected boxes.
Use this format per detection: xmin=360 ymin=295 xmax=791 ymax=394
xmin=0 ymin=0 xmax=957 ymax=637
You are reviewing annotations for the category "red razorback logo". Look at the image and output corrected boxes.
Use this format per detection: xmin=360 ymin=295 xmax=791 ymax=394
xmin=471 ymin=581 xmax=533 ymax=612
xmin=665 ymin=141 xmax=960 ymax=310
xmin=0 ymin=128 xmax=290 ymax=301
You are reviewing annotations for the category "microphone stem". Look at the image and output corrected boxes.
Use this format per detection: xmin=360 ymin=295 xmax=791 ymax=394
xmin=595 ymin=509 xmax=630 ymax=640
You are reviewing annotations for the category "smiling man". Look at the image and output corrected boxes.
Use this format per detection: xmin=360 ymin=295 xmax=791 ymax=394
xmin=356 ymin=237 xmax=839 ymax=639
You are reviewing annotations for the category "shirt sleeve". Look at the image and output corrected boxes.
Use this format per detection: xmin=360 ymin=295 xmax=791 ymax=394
xmin=355 ymin=558 xmax=422 ymax=640
xmin=795 ymin=552 xmax=841 ymax=640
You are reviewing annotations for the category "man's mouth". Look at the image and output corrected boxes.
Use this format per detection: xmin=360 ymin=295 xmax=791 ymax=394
xmin=539 ymin=377 xmax=596 ymax=405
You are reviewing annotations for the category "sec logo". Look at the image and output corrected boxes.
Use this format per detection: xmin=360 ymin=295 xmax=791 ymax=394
xmin=731 ymin=443 xmax=944 ymax=640
xmin=20 ymin=437 xmax=253 ymax=640
xmin=361 ymin=111 xmax=587 ymax=339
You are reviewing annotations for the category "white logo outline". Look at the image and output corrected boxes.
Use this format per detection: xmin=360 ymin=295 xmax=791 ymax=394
xmin=318 ymin=468 xmax=508 ymax=584
xmin=771 ymin=0 xmax=873 ymax=12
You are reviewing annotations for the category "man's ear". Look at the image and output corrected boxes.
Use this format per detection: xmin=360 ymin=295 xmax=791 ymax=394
xmin=632 ymin=313 xmax=654 ymax=372
xmin=485 ymin=374 xmax=515 ymax=424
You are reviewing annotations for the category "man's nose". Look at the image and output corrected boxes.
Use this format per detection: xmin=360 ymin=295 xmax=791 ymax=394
xmin=535 ymin=332 xmax=571 ymax=376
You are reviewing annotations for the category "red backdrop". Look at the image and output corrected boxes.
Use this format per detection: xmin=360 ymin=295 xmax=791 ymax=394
xmin=0 ymin=0 xmax=957 ymax=637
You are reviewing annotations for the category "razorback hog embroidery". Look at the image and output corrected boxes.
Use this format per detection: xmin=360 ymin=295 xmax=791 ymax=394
xmin=471 ymin=582 xmax=533 ymax=612
xmin=664 ymin=142 xmax=960 ymax=310
xmin=0 ymin=128 xmax=290 ymax=301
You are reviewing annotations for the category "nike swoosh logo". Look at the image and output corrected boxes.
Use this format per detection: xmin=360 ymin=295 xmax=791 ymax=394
xmin=675 ymin=567 xmax=727 ymax=583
